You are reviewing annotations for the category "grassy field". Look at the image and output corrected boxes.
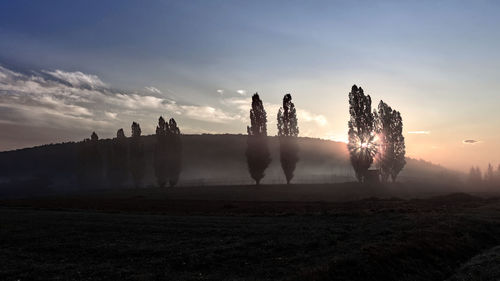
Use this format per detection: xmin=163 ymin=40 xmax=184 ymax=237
xmin=1 ymin=184 xmax=500 ymax=280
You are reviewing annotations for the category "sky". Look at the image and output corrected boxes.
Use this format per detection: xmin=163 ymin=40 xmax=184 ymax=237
xmin=1 ymin=0 xmax=500 ymax=172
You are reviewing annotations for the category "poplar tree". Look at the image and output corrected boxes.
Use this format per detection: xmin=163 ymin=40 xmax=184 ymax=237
xmin=167 ymin=118 xmax=182 ymax=187
xmin=277 ymin=93 xmax=299 ymax=184
xmin=347 ymin=85 xmax=377 ymax=182
xmin=154 ymin=116 xmax=168 ymax=188
xmin=374 ymin=101 xmax=406 ymax=182
xmin=129 ymin=122 xmax=145 ymax=188
xmin=246 ymin=93 xmax=271 ymax=185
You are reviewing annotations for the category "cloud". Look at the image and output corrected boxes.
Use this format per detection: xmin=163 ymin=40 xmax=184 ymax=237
xmin=324 ymin=134 xmax=348 ymax=143
xmin=217 ymin=89 xmax=224 ymax=95
xmin=145 ymin=86 xmax=162 ymax=94
xmin=236 ymin=89 xmax=246 ymax=95
xmin=105 ymin=112 xmax=118 ymax=119
xmin=463 ymin=139 xmax=480 ymax=144
xmin=408 ymin=131 xmax=430 ymax=134
xmin=298 ymin=109 xmax=327 ymax=127
xmin=0 ymin=65 xmax=251 ymax=144
xmin=43 ymin=69 xmax=106 ymax=88
xmin=180 ymin=105 xmax=242 ymax=123
xmin=0 ymin=65 xmax=333 ymax=150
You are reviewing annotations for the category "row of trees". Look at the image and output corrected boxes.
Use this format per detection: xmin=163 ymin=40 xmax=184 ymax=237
xmin=77 ymin=117 xmax=182 ymax=189
xmin=246 ymin=93 xmax=299 ymax=185
xmin=154 ymin=117 xmax=182 ymax=188
xmin=244 ymin=85 xmax=406 ymax=185
xmin=347 ymin=85 xmax=406 ymax=183
xmin=468 ymin=164 xmax=500 ymax=186
xmin=78 ymin=84 xmax=405 ymax=187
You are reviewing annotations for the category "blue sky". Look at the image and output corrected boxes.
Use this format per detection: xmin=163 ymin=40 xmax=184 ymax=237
xmin=1 ymin=0 xmax=500 ymax=171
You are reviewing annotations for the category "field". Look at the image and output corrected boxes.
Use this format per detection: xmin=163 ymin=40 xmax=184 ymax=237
xmin=1 ymin=183 xmax=500 ymax=280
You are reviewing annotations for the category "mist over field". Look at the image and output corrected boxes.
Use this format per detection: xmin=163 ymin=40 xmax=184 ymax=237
xmin=0 ymin=134 xmax=464 ymax=198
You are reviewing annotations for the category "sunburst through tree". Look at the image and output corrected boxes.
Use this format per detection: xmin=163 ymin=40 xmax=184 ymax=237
xmin=347 ymin=85 xmax=378 ymax=182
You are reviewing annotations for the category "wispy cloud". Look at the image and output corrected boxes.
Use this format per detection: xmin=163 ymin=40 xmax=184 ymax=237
xmin=408 ymin=131 xmax=430 ymax=134
xmin=236 ymin=89 xmax=246 ymax=95
xmin=43 ymin=69 xmax=106 ymax=88
xmin=145 ymin=86 xmax=162 ymax=94
xmin=298 ymin=109 xmax=327 ymax=127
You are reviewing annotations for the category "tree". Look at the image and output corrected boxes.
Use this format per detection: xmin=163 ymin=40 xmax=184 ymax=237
xmin=154 ymin=116 xmax=168 ymax=188
xmin=374 ymin=100 xmax=406 ymax=182
xmin=347 ymin=85 xmax=377 ymax=182
xmin=390 ymin=111 xmax=406 ymax=182
xmin=485 ymin=163 xmax=495 ymax=185
xmin=107 ymin=128 xmax=128 ymax=188
xmin=166 ymin=118 xmax=182 ymax=187
xmin=129 ymin=122 xmax=145 ymax=188
xmin=77 ymin=132 xmax=102 ymax=189
xmin=277 ymin=93 xmax=299 ymax=184
xmin=467 ymin=166 xmax=482 ymax=186
xmin=246 ymin=93 xmax=271 ymax=185
xmin=89 ymin=132 xmax=97 ymax=141
xmin=496 ymin=164 xmax=500 ymax=185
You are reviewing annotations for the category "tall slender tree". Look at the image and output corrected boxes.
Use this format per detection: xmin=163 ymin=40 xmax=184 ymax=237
xmin=154 ymin=116 xmax=168 ymax=188
xmin=347 ymin=85 xmax=377 ymax=182
xmin=166 ymin=118 xmax=182 ymax=187
xmin=374 ymin=101 xmax=406 ymax=182
xmin=277 ymin=93 xmax=299 ymax=184
xmin=129 ymin=122 xmax=145 ymax=188
xmin=390 ymin=111 xmax=406 ymax=182
xmin=107 ymin=128 xmax=128 ymax=188
xmin=246 ymin=93 xmax=271 ymax=185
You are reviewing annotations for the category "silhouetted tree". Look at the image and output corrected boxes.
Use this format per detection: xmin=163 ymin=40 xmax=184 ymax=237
xmin=154 ymin=116 xmax=168 ymax=188
xmin=91 ymin=132 xmax=98 ymax=142
xmin=246 ymin=93 xmax=271 ymax=185
xmin=467 ymin=166 xmax=482 ymax=186
xmin=374 ymin=100 xmax=406 ymax=182
xmin=496 ymin=164 xmax=500 ymax=185
xmin=348 ymin=85 xmax=377 ymax=182
xmin=277 ymin=93 xmax=299 ymax=184
xmin=129 ymin=122 xmax=145 ymax=188
xmin=77 ymin=132 xmax=103 ymax=188
xmin=390 ymin=111 xmax=406 ymax=182
xmin=107 ymin=128 xmax=128 ymax=188
xmin=485 ymin=163 xmax=495 ymax=185
xmin=166 ymin=118 xmax=182 ymax=187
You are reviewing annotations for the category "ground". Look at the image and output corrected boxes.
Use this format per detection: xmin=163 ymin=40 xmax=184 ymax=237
xmin=1 ymin=183 xmax=500 ymax=280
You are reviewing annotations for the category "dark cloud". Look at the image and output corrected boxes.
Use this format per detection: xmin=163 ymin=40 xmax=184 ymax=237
xmin=463 ymin=139 xmax=480 ymax=144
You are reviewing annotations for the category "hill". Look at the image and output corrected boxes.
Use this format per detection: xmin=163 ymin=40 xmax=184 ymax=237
xmin=0 ymin=134 xmax=462 ymax=197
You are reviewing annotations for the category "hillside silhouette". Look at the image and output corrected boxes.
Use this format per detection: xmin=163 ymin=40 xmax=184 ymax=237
xmin=0 ymin=134 xmax=461 ymax=197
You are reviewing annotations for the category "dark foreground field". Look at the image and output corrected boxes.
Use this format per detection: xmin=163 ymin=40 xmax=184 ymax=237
xmin=2 ymin=184 xmax=500 ymax=280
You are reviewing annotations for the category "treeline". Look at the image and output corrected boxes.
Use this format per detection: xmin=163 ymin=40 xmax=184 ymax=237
xmin=468 ymin=164 xmax=500 ymax=187
xmin=245 ymin=85 xmax=406 ymax=185
xmin=75 ymin=84 xmax=407 ymax=187
xmin=77 ymin=117 xmax=181 ymax=189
